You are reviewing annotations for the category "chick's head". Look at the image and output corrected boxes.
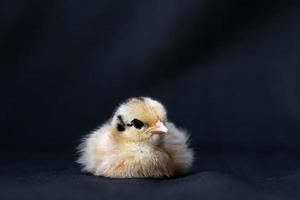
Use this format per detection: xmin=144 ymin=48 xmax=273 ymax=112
xmin=111 ymin=97 xmax=168 ymax=144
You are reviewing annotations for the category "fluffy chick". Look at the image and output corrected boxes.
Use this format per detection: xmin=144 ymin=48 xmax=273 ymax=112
xmin=77 ymin=97 xmax=193 ymax=178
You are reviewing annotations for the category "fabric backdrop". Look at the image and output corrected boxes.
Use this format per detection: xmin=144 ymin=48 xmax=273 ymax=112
xmin=1 ymin=0 xmax=300 ymax=200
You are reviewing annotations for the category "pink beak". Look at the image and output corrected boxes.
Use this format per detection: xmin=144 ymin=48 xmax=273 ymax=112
xmin=151 ymin=121 xmax=168 ymax=135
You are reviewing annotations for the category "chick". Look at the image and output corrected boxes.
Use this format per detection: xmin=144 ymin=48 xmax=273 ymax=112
xmin=77 ymin=97 xmax=193 ymax=178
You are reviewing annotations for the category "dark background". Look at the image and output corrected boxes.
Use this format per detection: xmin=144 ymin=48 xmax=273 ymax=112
xmin=1 ymin=0 xmax=300 ymax=199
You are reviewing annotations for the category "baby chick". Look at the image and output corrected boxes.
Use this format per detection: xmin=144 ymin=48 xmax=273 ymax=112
xmin=77 ymin=97 xmax=193 ymax=178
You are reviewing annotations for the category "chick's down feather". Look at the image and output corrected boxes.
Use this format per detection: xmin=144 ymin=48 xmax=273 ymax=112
xmin=77 ymin=97 xmax=193 ymax=178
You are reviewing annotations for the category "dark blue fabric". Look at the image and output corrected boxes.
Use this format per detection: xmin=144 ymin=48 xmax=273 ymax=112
xmin=0 ymin=0 xmax=300 ymax=199
xmin=1 ymin=152 xmax=300 ymax=200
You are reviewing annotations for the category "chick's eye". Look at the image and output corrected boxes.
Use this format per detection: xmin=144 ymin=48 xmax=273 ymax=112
xmin=131 ymin=119 xmax=144 ymax=129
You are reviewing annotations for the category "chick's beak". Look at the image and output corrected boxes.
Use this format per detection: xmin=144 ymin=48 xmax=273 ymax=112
xmin=150 ymin=121 xmax=168 ymax=135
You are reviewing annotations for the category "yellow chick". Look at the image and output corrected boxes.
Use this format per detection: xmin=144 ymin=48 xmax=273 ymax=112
xmin=77 ymin=97 xmax=194 ymax=178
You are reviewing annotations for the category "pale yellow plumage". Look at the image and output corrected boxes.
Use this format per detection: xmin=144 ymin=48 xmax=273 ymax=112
xmin=77 ymin=97 xmax=194 ymax=178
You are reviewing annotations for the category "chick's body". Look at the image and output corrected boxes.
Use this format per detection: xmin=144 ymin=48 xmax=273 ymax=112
xmin=77 ymin=97 xmax=193 ymax=178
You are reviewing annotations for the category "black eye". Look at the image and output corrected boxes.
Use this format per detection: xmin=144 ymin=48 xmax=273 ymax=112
xmin=130 ymin=119 xmax=144 ymax=129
